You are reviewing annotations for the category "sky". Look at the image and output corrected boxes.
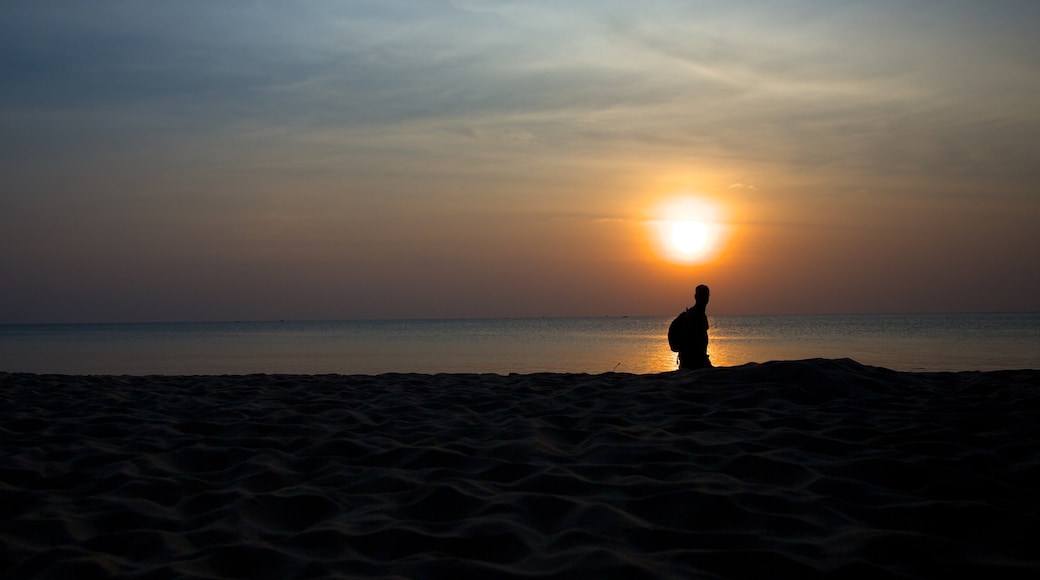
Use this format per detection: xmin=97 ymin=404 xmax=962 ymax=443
xmin=2 ymin=0 xmax=1038 ymax=323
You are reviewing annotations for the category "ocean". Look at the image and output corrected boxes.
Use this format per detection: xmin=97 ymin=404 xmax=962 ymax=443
xmin=1 ymin=313 xmax=1038 ymax=375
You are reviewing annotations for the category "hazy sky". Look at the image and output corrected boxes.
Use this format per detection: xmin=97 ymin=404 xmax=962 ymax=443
xmin=2 ymin=0 xmax=1038 ymax=323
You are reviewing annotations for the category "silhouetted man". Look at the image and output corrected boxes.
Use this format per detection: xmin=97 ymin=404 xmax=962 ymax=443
xmin=669 ymin=284 xmax=712 ymax=369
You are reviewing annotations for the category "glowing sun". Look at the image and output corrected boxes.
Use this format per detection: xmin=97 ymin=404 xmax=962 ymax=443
xmin=649 ymin=196 xmax=726 ymax=265
xmin=670 ymin=220 xmax=710 ymax=256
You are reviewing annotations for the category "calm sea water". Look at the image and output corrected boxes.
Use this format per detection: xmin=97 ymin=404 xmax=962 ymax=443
xmin=1 ymin=313 xmax=1038 ymax=375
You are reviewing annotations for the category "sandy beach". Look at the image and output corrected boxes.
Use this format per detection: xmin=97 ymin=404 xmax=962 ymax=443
xmin=2 ymin=359 xmax=1038 ymax=578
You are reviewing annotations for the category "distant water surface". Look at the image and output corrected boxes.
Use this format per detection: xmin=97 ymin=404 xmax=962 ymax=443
xmin=1 ymin=313 xmax=1037 ymax=375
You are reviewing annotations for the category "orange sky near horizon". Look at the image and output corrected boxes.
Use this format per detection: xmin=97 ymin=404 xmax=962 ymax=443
xmin=1 ymin=1 xmax=1038 ymax=323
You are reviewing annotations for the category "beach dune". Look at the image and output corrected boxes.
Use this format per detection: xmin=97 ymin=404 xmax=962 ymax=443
xmin=2 ymin=359 xmax=1038 ymax=578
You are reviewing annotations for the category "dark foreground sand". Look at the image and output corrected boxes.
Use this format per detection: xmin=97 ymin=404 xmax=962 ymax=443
xmin=2 ymin=359 xmax=1039 ymax=579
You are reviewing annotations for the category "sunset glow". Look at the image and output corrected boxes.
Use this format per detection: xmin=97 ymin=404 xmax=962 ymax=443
xmin=649 ymin=196 xmax=728 ymax=266
xmin=1 ymin=1 xmax=1038 ymax=322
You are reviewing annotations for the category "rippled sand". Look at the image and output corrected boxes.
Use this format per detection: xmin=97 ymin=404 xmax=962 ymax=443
xmin=2 ymin=359 xmax=1038 ymax=578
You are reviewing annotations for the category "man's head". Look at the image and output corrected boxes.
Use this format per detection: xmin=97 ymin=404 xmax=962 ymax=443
xmin=694 ymin=284 xmax=710 ymax=304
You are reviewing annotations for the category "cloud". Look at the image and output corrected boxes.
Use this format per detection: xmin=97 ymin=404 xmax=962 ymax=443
xmin=450 ymin=0 xmax=521 ymax=14
xmin=4 ymin=0 xmax=1037 ymax=188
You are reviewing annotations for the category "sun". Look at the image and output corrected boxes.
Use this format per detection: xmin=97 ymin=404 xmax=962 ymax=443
xmin=648 ymin=195 xmax=726 ymax=265
xmin=670 ymin=220 xmax=710 ymax=256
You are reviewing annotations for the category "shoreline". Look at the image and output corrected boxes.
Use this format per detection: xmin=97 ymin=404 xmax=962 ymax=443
xmin=4 ymin=313 xmax=1039 ymax=375
xmin=3 ymin=359 xmax=1038 ymax=578
xmin=3 ymin=356 xmax=1039 ymax=379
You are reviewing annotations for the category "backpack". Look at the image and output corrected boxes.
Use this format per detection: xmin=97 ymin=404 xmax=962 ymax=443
xmin=667 ymin=310 xmax=689 ymax=352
